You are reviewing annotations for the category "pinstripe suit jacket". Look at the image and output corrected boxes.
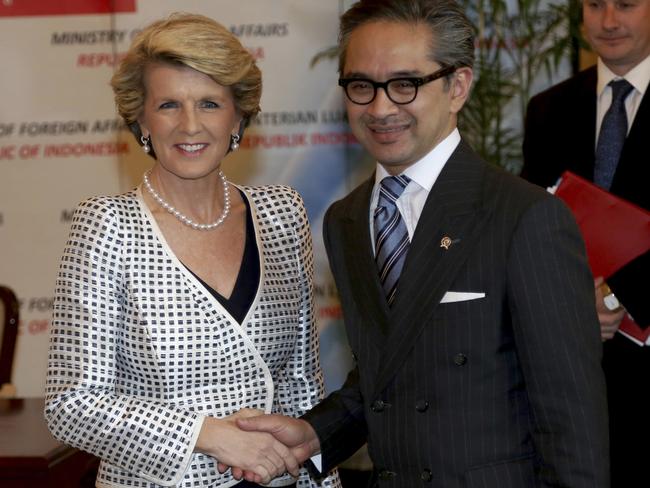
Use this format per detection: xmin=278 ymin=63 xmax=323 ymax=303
xmin=45 ymin=185 xmax=340 ymax=488
xmin=303 ymin=141 xmax=609 ymax=487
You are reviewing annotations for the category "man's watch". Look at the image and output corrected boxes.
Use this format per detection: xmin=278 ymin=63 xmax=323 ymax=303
xmin=601 ymin=282 xmax=622 ymax=311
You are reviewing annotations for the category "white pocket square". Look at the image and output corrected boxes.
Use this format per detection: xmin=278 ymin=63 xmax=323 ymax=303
xmin=440 ymin=291 xmax=486 ymax=303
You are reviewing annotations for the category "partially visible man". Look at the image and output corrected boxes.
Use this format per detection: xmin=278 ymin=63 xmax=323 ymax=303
xmin=238 ymin=1 xmax=609 ymax=486
xmin=522 ymin=1 xmax=649 ymax=485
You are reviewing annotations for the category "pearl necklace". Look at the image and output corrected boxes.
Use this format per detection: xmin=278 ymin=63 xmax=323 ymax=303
xmin=143 ymin=170 xmax=230 ymax=231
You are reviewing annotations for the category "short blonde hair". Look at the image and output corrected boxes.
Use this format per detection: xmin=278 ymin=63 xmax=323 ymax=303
xmin=111 ymin=12 xmax=262 ymax=142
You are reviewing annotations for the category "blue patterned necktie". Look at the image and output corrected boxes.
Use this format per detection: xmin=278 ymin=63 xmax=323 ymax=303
xmin=374 ymin=175 xmax=411 ymax=306
xmin=593 ymin=79 xmax=634 ymax=190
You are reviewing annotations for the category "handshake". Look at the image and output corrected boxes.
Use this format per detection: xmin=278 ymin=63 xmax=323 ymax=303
xmin=195 ymin=409 xmax=321 ymax=485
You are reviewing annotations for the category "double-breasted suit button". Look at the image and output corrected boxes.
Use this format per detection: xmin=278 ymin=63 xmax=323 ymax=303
xmin=378 ymin=469 xmax=396 ymax=481
xmin=453 ymin=353 xmax=468 ymax=366
xmin=420 ymin=469 xmax=433 ymax=482
xmin=371 ymin=399 xmax=387 ymax=412
xmin=415 ymin=399 xmax=429 ymax=412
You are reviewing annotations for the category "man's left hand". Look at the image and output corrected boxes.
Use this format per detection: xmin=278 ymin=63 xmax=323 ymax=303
xmin=595 ymin=277 xmax=626 ymax=341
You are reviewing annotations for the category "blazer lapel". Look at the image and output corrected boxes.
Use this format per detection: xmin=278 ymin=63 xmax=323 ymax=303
xmin=371 ymin=141 xmax=493 ymax=399
xmin=339 ymin=178 xmax=392 ymax=343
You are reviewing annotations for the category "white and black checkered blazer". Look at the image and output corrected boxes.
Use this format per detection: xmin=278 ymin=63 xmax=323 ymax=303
xmin=45 ymin=184 xmax=341 ymax=488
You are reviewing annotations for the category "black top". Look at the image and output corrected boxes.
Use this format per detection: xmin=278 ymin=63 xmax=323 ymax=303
xmin=186 ymin=190 xmax=260 ymax=323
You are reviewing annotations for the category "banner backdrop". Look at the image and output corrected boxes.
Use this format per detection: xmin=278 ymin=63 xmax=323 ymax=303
xmin=0 ymin=0 xmax=364 ymax=397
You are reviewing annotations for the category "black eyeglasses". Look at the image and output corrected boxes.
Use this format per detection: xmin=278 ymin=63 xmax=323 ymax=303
xmin=338 ymin=65 xmax=456 ymax=105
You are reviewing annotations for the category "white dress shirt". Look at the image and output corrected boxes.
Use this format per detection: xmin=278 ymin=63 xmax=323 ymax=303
xmin=369 ymin=128 xmax=461 ymax=253
xmin=596 ymin=53 xmax=650 ymax=146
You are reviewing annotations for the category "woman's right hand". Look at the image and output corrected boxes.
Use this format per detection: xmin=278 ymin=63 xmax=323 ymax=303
xmin=195 ymin=408 xmax=300 ymax=484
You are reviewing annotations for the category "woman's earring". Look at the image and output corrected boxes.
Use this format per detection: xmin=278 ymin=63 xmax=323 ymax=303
xmin=230 ymin=134 xmax=240 ymax=151
xmin=141 ymin=135 xmax=151 ymax=154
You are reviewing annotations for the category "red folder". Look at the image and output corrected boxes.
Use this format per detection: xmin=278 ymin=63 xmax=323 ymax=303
xmin=552 ymin=171 xmax=650 ymax=344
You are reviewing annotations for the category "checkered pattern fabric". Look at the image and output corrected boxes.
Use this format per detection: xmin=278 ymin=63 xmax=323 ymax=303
xmin=45 ymin=185 xmax=340 ymax=488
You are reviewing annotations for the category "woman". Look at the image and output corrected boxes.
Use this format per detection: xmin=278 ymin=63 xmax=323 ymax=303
xmin=45 ymin=13 xmax=340 ymax=488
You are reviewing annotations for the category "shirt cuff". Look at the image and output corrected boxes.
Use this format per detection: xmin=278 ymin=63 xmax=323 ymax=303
xmin=310 ymin=454 xmax=322 ymax=473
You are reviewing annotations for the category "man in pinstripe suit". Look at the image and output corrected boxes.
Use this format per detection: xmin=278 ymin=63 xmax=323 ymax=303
xmin=237 ymin=1 xmax=610 ymax=486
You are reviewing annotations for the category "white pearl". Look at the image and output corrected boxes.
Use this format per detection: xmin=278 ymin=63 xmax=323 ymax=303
xmin=143 ymin=170 xmax=230 ymax=231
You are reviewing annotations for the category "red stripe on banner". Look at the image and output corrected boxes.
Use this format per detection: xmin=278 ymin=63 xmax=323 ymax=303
xmin=0 ymin=0 xmax=136 ymax=17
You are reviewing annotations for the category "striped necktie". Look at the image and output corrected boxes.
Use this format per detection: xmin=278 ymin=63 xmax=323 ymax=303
xmin=594 ymin=79 xmax=634 ymax=190
xmin=374 ymin=175 xmax=411 ymax=306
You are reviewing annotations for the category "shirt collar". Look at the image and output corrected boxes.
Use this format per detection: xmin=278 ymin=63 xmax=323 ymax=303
xmin=597 ymin=54 xmax=650 ymax=97
xmin=374 ymin=128 xmax=461 ymax=192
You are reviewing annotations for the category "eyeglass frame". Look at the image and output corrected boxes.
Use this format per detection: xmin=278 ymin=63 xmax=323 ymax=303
xmin=338 ymin=65 xmax=457 ymax=105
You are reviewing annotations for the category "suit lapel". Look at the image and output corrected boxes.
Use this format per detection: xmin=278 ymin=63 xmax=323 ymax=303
xmin=339 ymin=178 xmax=391 ymax=343
xmin=371 ymin=141 xmax=493 ymax=399
xmin=573 ymin=67 xmax=598 ymax=179
xmin=613 ymin=85 xmax=650 ymax=193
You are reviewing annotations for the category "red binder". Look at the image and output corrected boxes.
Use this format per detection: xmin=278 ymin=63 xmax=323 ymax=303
xmin=552 ymin=171 xmax=650 ymax=344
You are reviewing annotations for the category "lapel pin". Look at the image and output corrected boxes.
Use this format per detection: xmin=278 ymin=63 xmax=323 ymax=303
xmin=440 ymin=236 xmax=461 ymax=250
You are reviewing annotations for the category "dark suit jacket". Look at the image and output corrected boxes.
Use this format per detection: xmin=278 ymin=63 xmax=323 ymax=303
xmin=303 ymin=141 xmax=609 ymax=487
xmin=522 ymin=65 xmax=649 ymax=326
